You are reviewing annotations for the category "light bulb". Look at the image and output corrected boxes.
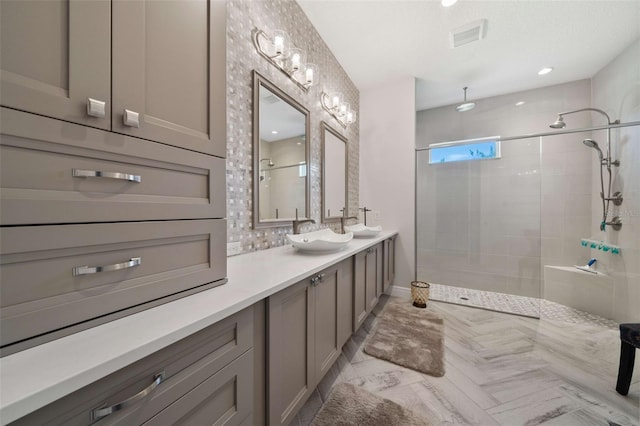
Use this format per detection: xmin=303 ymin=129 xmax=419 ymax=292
xmin=291 ymin=53 xmax=301 ymax=71
xmin=273 ymin=30 xmax=287 ymax=55
xmin=346 ymin=110 xmax=355 ymax=124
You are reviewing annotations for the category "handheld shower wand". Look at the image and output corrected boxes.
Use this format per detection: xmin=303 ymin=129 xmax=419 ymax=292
xmin=582 ymin=139 xmax=623 ymax=231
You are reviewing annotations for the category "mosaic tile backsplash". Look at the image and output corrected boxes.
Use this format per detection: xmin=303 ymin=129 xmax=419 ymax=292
xmin=226 ymin=0 xmax=359 ymax=254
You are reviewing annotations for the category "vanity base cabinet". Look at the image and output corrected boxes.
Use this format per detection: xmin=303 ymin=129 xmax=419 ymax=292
xmin=267 ymin=259 xmax=351 ymax=426
xmin=353 ymin=243 xmax=383 ymax=331
xmin=9 ymin=306 xmax=254 ymax=426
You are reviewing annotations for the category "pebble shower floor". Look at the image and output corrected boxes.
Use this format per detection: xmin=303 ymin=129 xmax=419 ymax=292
xmin=429 ymin=283 xmax=618 ymax=329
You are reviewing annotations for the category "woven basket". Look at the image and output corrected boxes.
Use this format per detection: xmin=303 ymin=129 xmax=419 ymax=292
xmin=410 ymin=281 xmax=430 ymax=308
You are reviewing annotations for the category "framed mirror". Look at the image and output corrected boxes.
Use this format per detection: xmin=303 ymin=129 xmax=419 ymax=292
xmin=253 ymin=70 xmax=310 ymax=228
xmin=321 ymin=121 xmax=348 ymax=222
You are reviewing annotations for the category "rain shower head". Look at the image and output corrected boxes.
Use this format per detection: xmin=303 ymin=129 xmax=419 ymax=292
xmin=549 ymin=116 xmax=566 ymax=129
xmin=260 ymin=158 xmax=275 ymax=167
xmin=455 ymin=87 xmax=475 ymax=112
xmin=583 ymin=139 xmax=604 ymax=160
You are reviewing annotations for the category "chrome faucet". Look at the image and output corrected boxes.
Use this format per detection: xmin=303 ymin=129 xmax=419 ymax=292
xmin=359 ymin=207 xmax=372 ymax=225
xmin=292 ymin=219 xmax=315 ymax=234
xmin=292 ymin=208 xmax=315 ymax=234
xmin=340 ymin=216 xmax=359 ymax=234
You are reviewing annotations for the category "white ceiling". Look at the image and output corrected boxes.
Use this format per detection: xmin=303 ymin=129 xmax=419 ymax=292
xmin=297 ymin=0 xmax=640 ymax=111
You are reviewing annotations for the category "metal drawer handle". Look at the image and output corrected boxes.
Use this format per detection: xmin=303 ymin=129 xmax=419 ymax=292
xmin=73 ymin=257 xmax=142 ymax=276
xmin=72 ymin=168 xmax=141 ymax=183
xmin=91 ymin=372 xmax=164 ymax=422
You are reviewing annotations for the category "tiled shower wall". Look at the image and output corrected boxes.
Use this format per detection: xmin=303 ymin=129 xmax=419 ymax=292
xmin=591 ymin=39 xmax=640 ymax=322
xmin=226 ymin=0 xmax=359 ymax=254
xmin=415 ymin=79 xmax=593 ymax=300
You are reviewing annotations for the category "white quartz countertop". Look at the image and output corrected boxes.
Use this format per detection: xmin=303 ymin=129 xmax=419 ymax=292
xmin=0 ymin=230 xmax=397 ymax=424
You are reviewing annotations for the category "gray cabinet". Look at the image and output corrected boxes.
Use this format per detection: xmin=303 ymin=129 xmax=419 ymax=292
xmin=111 ymin=0 xmax=225 ymax=156
xmin=0 ymin=0 xmax=111 ymax=130
xmin=1 ymin=0 xmax=225 ymax=156
xmin=383 ymin=236 xmax=397 ymax=292
xmin=353 ymin=243 xmax=383 ymax=331
xmin=10 ymin=306 xmax=254 ymax=426
xmin=0 ymin=0 xmax=227 ymax=353
xmin=267 ymin=259 xmax=351 ymax=426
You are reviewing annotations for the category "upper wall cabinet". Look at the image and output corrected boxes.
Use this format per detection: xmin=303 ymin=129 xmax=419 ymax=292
xmin=0 ymin=0 xmax=111 ymax=130
xmin=111 ymin=0 xmax=225 ymax=156
xmin=0 ymin=0 xmax=225 ymax=157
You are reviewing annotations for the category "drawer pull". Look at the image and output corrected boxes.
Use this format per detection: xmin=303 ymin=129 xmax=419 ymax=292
xmin=72 ymin=168 xmax=142 ymax=183
xmin=73 ymin=257 xmax=142 ymax=276
xmin=91 ymin=371 xmax=164 ymax=421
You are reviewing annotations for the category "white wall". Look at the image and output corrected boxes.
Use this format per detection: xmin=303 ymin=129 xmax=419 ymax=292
xmin=591 ymin=39 xmax=640 ymax=322
xmin=360 ymin=77 xmax=416 ymax=289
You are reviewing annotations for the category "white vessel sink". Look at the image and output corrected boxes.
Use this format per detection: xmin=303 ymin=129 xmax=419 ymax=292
xmin=344 ymin=223 xmax=382 ymax=238
xmin=287 ymin=229 xmax=353 ymax=252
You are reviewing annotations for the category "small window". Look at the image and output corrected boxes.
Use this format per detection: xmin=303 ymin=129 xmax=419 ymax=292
xmin=428 ymin=136 xmax=501 ymax=164
xmin=298 ymin=162 xmax=307 ymax=177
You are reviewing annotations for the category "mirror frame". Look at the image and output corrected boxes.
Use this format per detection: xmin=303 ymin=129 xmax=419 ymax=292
xmin=321 ymin=121 xmax=348 ymax=223
xmin=252 ymin=70 xmax=311 ymax=229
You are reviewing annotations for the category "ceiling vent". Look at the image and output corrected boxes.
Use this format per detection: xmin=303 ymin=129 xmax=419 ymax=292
xmin=449 ymin=19 xmax=487 ymax=48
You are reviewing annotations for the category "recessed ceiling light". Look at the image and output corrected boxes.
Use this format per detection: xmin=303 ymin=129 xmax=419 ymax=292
xmin=271 ymin=130 xmax=278 ymax=134
xmin=515 ymin=101 xmax=526 ymax=106
xmin=441 ymin=0 xmax=457 ymax=7
xmin=538 ymin=67 xmax=553 ymax=75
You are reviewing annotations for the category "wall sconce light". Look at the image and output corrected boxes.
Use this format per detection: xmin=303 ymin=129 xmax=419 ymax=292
xmin=252 ymin=28 xmax=319 ymax=92
xmin=320 ymin=91 xmax=356 ymax=128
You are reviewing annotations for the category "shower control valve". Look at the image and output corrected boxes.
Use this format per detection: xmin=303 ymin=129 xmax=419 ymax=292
xmin=603 ymin=191 xmax=623 ymax=206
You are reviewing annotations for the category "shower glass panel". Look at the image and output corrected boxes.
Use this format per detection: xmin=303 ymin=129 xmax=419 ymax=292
xmin=416 ymin=137 xmax=542 ymax=317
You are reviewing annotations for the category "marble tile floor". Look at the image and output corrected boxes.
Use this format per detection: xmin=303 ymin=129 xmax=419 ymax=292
xmin=294 ymin=295 xmax=640 ymax=426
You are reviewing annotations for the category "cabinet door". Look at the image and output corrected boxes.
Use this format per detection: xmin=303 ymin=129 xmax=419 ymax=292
xmin=0 ymin=0 xmax=111 ymax=130
xmin=267 ymin=279 xmax=315 ymax=426
xmin=337 ymin=258 xmax=353 ymax=348
xmin=314 ymin=264 xmax=340 ymax=381
xmin=365 ymin=246 xmax=379 ymax=312
xmin=384 ymin=237 xmax=396 ymax=292
xmin=111 ymin=0 xmax=225 ymax=157
xmin=353 ymin=250 xmax=368 ymax=331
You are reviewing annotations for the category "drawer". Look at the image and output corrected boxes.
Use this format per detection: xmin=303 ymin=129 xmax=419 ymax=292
xmin=1 ymin=220 xmax=226 ymax=352
xmin=143 ymin=349 xmax=253 ymax=426
xmin=0 ymin=108 xmax=225 ymax=225
xmin=9 ymin=306 xmax=253 ymax=426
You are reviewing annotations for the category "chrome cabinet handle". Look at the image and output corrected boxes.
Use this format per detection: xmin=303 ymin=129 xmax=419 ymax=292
xmin=87 ymin=98 xmax=106 ymax=118
xmin=123 ymin=109 xmax=140 ymax=127
xmin=91 ymin=372 xmax=164 ymax=422
xmin=73 ymin=257 xmax=142 ymax=276
xmin=72 ymin=168 xmax=141 ymax=183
